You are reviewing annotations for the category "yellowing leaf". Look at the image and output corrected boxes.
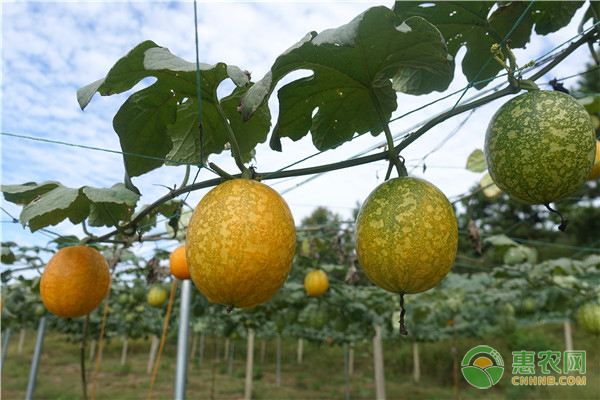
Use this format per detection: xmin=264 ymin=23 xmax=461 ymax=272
xmin=466 ymin=149 xmax=487 ymax=173
xmin=480 ymin=173 xmax=502 ymax=199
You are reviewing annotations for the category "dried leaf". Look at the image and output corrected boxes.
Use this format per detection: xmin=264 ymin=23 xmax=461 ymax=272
xmin=467 ymin=219 xmax=482 ymax=255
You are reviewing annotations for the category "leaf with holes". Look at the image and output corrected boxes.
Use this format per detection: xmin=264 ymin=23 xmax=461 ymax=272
xmin=239 ymin=6 xmax=451 ymax=151
xmin=393 ymin=1 xmax=585 ymax=89
xmin=78 ymin=41 xmax=269 ymax=178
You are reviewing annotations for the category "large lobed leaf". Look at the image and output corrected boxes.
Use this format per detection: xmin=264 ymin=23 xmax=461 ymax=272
xmin=1 ymin=182 xmax=139 ymax=232
xmin=78 ymin=42 xmax=270 ymax=178
xmin=239 ymin=6 xmax=453 ymax=151
xmin=393 ymin=1 xmax=585 ymax=89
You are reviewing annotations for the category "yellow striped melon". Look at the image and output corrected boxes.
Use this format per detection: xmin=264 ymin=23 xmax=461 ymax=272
xmin=354 ymin=177 xmax=458 ymax=295
xmin=484 ymin=90 xmax=596 ymax=205
xmin=186 ymin=179 xmax=296 ymax=310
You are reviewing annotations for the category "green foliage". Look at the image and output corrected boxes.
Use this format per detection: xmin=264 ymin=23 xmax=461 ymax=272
xmin=2 ymin=3 xmax=599 ymax=361
xmin=78 ymin=41 xmax=270 ymax=178
xmin=239 ymin=6 xmax=452 ymax=151
xmin=393 ymin=1 xmax=585 ymax=89
xmin=1 ymin=182 xmax=139 ymax=232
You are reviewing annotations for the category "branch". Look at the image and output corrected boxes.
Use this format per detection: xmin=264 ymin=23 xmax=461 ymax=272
xmin=88 ymin=29 xmax=597 ymax=245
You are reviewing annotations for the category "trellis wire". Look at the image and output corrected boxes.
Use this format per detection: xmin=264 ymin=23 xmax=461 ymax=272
xmin=2 ymin=2 xmax=598 ymax=255
xmin=2 ymin=11 xmax=596 ymax=188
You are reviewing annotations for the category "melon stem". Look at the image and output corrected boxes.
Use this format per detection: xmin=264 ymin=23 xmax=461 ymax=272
xmin=544 ymin=203 xmax=569 ymax=232
xmin=399 ymin=294 xmax=408 ymax=336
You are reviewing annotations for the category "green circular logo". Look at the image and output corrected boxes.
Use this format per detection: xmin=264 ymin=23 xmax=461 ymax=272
xmin=461 ymin=346 xmax=504 ymax=389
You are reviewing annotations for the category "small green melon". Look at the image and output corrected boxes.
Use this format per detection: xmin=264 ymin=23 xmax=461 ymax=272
xmin=484 ymin=90 xmax=595 ymax=205
xmin=355 ymin=177 xmax=458 ymax=295
xmin=575 ymin=303 xmax=600 ymax=335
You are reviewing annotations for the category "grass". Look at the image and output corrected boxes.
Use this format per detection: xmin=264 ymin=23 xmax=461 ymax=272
xmin=1 ymin=323 xmax=598 ymax=399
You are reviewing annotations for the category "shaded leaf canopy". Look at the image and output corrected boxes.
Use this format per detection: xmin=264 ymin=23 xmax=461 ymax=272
xmin=1 ymin=182 xmax=139 ymax=232
xmin=393 ymin=1 xmax=585 ymax=89
xmin=77 ymin=41 xmax=270 ymax=178
xmin=239 ymin=6 xmax=453 ymax=151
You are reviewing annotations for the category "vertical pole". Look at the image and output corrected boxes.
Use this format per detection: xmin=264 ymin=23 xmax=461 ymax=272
xmin=452 ymin=320 xmax=458 ymax=400
xmin=244 ymin=328 xmax=255 ymax=400
xmin=348 ymin=342 xmax=354 ymax=376
xmin=412 ymin=339 xmax=420 ymax=383
xmin=564 ymin=321 xmax=573 ymax=351
xmin=228 ymin=341 xmax=235 ymax=377
xmin=297 ymin=338 xmax=303 ymax=364
xmin=121 ymin=337 xmax=129 ymax=366
xmin=25 ymin=316 xmax=47 ymax=400
xmin=373 ymin=325 xmax=386 ymax=400
xmin=344 ymin=342 xmax=350 ymax=400
xmin=224 ymin=338 xmax=230 ymax=361
xmin=89 ymin=340 xmax=97 ymax=363
xmin=175 ymin=279 xmax=192 ymax=400
xmin=260 ymin=339 xmax=266 ymax=364
xmin=18 ymin=326 xmax=26 ymax=354
xmin=189 ymin=335 xmax=198 ymax=364
xmin=276 ymin=334 xmax=281 ymax=387
xmin=147 ymin=335 xmax=159 ymax=374
xmin=198 ymin=334 xmax=205 ymax=368
xmin=1 ymin=328 xmax=12 ymax=373
xmin=215 ymin=339 xmax=220 ymax=365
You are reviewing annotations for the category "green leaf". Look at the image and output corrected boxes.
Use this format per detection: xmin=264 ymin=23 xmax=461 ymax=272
xmin=20 ymin=185 xmax=90 ymax=232
xmin=156 ymin=200 xmax=183 ymax=219
xmin=78 ymin=42 xmax=264 ymax=178
xmin=393 ymin=2 xmax=585 ymax=89
xmin=83 ymin=184 xmax=139 ymax=227
xmin=239 ymin=6 xmax=451 ymax=151
xmin=531 ymin=2 xmax=586 ymax=35
xmin=582 ymin=254 xmax=600 ymax=269
xmin=1 ymin=181 xmax=60 ymax=205
xmin=10 ymin=183 xmax=139 ymax=232
xmin=466 ymin=149 xmax=486 ymax=172
xmin=579 ymin=96 xmax=600 ymax=114
xmin=49 ymin=235 xmax=81 ymax=249
xmin=77 ymin=41 xmax=160 ymax=109
xmin=484 ymin=234 xmax=518 ymax=248
xmin=1 ymin=244 xmax=16 ymax=264
xmin=392 ymin=59 xmax=454 ymax=95
xmin=165 ymin=99 xmax=203 ymax=166
xmin=132 ymin=205 xmax=158 ymax=234
xmin=548 ymin=258 xmax=574 ymax=276
xmin=221 ymin=85 xmax=271 ymax=157
xmin=113 ymin=83 xmax=180 ymax=177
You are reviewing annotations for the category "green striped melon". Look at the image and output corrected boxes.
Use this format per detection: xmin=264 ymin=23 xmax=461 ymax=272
xmin=575 ymin=303 xmax=600 ymax=335
xmin=484 ymin=90 xmax=596 ymax=205
xmin=354 ymin=177 xmax=458 ymax=295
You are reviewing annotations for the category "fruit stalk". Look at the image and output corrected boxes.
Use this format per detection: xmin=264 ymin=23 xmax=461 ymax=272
xmin=544 ymin=203 xmax=569 ymax=232
xmin=399 ymin=294 xmax=408 ymax=335
xmin=371 ymin=92 xmax=406 ymax=179
xmin=214 ymin=94 xmax=248 ymax=175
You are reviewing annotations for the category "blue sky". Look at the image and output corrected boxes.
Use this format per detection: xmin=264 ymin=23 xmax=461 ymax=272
xmin=1 ymin=1 xmax=595 ymax=266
